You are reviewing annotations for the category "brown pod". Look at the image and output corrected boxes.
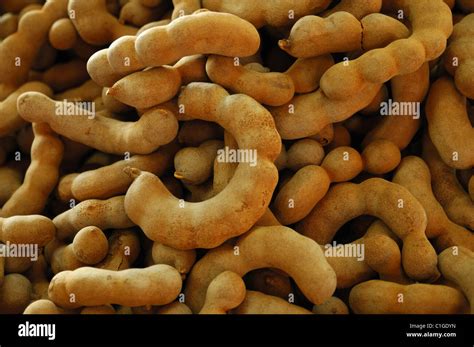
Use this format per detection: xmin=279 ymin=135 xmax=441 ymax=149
xmin=349 ymin=280 xmax=469 ymax=314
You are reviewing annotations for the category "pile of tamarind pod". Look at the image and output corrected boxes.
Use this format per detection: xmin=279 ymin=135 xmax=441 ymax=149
xmin=0 ymin=0 xmax=473 ymax=316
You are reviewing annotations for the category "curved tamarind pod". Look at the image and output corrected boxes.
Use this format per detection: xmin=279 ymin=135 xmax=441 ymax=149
xmin=135 ymin=11 xmax=260 ymax=67
xmin=184 ymin=225 xmax=336 ymax=312
xmin=232 ymin=291 xmax=311 ymax=314
xmin=206 ymin=55 xmax=295 ymax=107
xmin=422 ymin=135 xmax=474 ymax=230
xmin=361 ymin=62 xmax=430 ymax=173
xmin=68 ymin=0 xmax=137 ymax=46
xmin=206 ymin=54 xmax=334 ymax=106
xmin=271 ymin=0 xmax=452 ymax=139
xmin=0 ymin=123 xmax=63 ymax=217
xmin=280 ymin=11 xmax=408 ymax=57
xmin=107 ymin=54 xmax=208 ymax=108
xmin=201 ymin=0 xmax=331 ymax=28
xmin=66 ymin=143 xmax=179 ymax=201
xmin=363 ymin=221 xmax=410 ymax=284
xmin=297 ymin=178 xmax=439 ymax=282
xmin=199 ymin=271 xmax=246 ymax=314
xmin=425 ymin=77 xmax=474 ymax=169
xmin=124 ymin=83 xmax=281 ymax=250
xmin=279 ymin=12 xmax=362 ymax=57
xmin=323 ymin=0 xmax=382 ymax=19
xmin=53 ymin=196 xmax=134 ymax=241
xmin=439 ymin=246 xmax=474 ymax=313
xmin=0 ymin=0 xmax=68 ymax=99
xmin=393 ymin=156 xmax=474 ymax=251
xmin=17 ymin=92 xmax=178 ymax=155
xmin=443 ymin=14 xmax=474 ymax=99
xmin=349 ymin=280 xmax=469 ymax=314
xmin=322 ymin=220 xmax=410 ymax=288
xmin=0 ymin=82 xmax=53 ymax=137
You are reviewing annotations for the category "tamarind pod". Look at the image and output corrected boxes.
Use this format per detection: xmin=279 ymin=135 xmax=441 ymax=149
xmin=68 ymin=143 xmax=179 ymax=201
xmin=297 ymin=178 xmax=439 ymax=282
xmin=422 ymin=135 xmax=474 ymax=230
xmin=68 ymin=0 xmax=137 ymax=46
xmin=0 ymin=215 xmax=55 ymax=247
xmin=439 ymin=246 xmax=474 ymax=313
xmin=425 ymin=76 xmax=474 ymax=169
xmin=393 ymin=156 xmax=474 ymax=251
xmin=362 ymin=63 xmax=429 ymax=152
xmin=272 ymin=0 xmax=452 ymax=139
xmin=124 ymin=83 xmax=281 ymax=250
xmin=135 ymin=11 xmax=260 ymax=67
xmin=199 ymin=271 xmax=246 ymax=314
xmin=17 ymin=92 xmax=179 ymax=155
xmin=443 ymin=14 xmax=474 ymax=99
xmin=48 ymin=264 xmax=182 ymax=308
xmin=0 ymin=82 xmax=53 ymax=137
xmin=0 ymin=0 xmax=68 ymax=99
xmin=185 ymin=226 xmax=336 ymax=312
xmin=53 ymin=196 xmax=134 ymax=241
xmin=0 ymin=123 xmax=63 ymax=217
xmin=349 ymin=280 xmax=469 ymax=314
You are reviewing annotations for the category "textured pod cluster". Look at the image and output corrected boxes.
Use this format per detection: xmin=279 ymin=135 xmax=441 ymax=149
xmin=0 ymin=0 xmax=472 ymax=320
